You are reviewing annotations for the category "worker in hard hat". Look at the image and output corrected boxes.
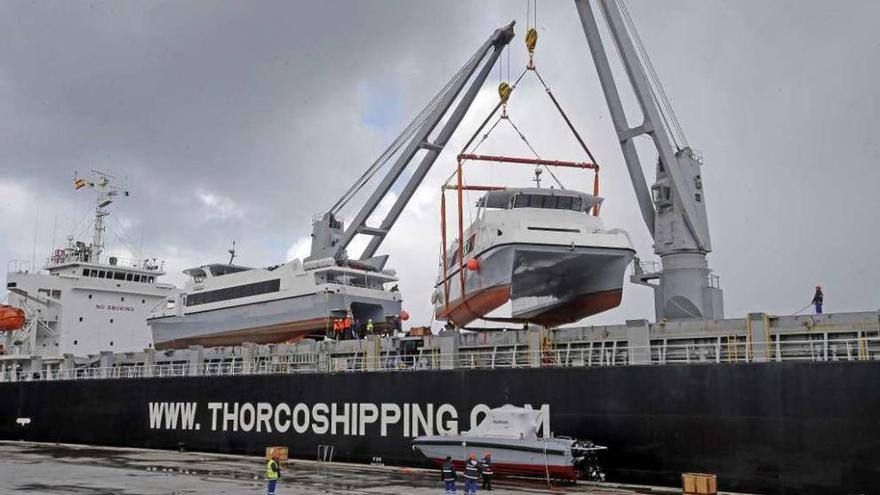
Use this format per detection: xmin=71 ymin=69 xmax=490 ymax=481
xmin=265 ymin=450 xmax=282 ymax=495
xmin=440 ymin=455 xmax=457 ymax=495
xmin=812 ymin=286 xmax=824 ymax=315
xmin=463 ymin=452 xmax=481 ymax=495
xmin=480 ymin=452 xmax=493 ymax=490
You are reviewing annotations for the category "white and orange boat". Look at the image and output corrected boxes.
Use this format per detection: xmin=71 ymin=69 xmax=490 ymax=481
xmin=432 ymin=187 xmax=634 ymax=327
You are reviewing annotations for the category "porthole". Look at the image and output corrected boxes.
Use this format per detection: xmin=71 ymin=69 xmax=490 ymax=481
xmin=73 ymin=340 xmax=78 ymax=345
xmin=88 ymin=294 xmax=92 ymax=300
xmin=121 ymin=297 xmax=125 ymax=302
xmin=141 ymin=299 xmax=146 ymax=304
xmin=79 ymin=317 xmax=83 ymax=322
xmin=109 ymin=341 xmax=114 ymax=346
xmin=110 ymin=319 xmax=114 ymax=324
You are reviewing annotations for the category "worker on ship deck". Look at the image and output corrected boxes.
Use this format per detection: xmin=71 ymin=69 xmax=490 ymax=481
xmin=441 ymin=455 xmax=457 ymax=494
xmin=366 ymin=318 xmax=374 ymax=336
xmin=480 ymin=452 xmax=493 ymax=490
xmin=812 ymin=286 xmax=824 ymax=315
xmin=266 ymin=450 xmax=282 ymax=495
xmin=463 ymin=453 xmax=481 ymax=495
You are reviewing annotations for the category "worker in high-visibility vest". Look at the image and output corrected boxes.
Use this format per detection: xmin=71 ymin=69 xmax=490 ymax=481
xmin=366 ymin=318 xmax=374 ymax=336
xmin=343 ymin=316 xmax=353 ymax=339
xmin=266 ymin=451 xmax=281 ymax=495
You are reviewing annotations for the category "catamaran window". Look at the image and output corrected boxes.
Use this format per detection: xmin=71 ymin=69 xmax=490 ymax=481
xmin=447 ymin=248 xmax=459 ymax=269
xmin=125 ymin=273 xmax=133 ymax=281
xmin=464 ymin=234 xmax=476 ymax=254
xmin=133 ymin=275 xmax=141 ymax=282
xmin=83 ymin=269 xmax=90 ymax=277
xmin=114 ymin=272 xmax=125 ymax=280
xmin=98 ymin=270 xmax=106 ymax=278
xmin=513 ymin=193 xmax=584 ymax=212
xmin=185 ymin=279 xmax=281 ymax=306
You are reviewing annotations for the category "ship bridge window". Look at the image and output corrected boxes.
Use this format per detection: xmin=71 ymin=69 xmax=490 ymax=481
xmin=114 ymin=272 xmax=125 ymax=281
xmin=185 ymin=279 xmax=281 ymax=306
xmin=513 ymin=194 xmax=583 ymax=212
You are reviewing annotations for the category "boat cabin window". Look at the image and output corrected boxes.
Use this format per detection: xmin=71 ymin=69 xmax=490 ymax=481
xmin=185 ymin=278 xmax=281 ymax=306
xmin=513 ymin=193 xmax=583 ymax=212
xmin=447 ymin=247 xmax=459 ymax=269
xmin=464 ymin=233 xmax=476 ymax=254
xmin=114 ymin=271 xmax=125 ymax=280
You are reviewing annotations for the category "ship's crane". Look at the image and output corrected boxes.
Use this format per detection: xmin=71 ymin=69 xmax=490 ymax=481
xmin=574 ymin=0 xmax=724 ymax=320
xmin=306 ymin=23 xmax=516 ymax=269
xmin=309 ymin=3 xmax=722 ymax=322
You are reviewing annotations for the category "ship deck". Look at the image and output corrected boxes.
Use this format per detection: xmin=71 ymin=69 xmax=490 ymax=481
xmin=0 ymin=441 xmax=689 ymax=495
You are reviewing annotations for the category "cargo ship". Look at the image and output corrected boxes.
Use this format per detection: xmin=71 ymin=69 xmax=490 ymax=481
xmin=1 ymin=4 xmax=877 ymax=495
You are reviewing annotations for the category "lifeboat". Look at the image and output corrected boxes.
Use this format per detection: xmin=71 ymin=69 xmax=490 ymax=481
xmin=0 ymin=304 xmax=25 ymax=331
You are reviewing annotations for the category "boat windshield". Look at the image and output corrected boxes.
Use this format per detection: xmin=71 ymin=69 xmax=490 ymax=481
xmin=512 ymin=193 xmax=583 ymax=212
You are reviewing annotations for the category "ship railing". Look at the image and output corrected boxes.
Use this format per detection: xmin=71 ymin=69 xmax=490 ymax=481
xmin=2 ymin=336 xmax=879 ymax=382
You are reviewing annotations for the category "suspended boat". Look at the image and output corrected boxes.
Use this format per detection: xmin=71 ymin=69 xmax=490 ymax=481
xmin=433 ymin=184 xmax=635 ymax=327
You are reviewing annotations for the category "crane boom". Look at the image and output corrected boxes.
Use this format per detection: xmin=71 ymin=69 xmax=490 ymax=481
xmin=574 ymin=0 xmax=723 ymax=320
xmin=307 ymin=22 xmax=516 ymax=266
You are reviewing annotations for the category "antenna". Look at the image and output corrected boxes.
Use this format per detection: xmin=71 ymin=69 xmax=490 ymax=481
xmin=74 ymin=170 xmax=130 ymax=263
xmin=228 ymin=241 xmax=237 ymax=265
xmin=531 ymin=168 xmax=543 ymax=188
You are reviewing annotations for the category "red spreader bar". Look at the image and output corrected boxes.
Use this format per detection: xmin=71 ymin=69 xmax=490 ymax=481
xmin=457 ymin=153 xmax=598 ymax=171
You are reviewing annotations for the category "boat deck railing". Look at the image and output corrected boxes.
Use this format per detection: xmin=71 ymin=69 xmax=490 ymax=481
xmin=1 ymin=335 xmax=878 ymax=382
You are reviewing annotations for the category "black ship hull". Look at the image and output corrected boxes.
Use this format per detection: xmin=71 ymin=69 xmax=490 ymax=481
xmin=1 ymin=361 xmax=878 ymax=494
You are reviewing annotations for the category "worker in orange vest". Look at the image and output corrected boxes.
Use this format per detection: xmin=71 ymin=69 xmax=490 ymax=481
xmin=343 ymin=315 xmax=353 ymax=339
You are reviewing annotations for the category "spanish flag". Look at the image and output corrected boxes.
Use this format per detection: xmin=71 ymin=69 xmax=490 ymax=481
xmin=74 ymin=178 xmax=87 ymax=189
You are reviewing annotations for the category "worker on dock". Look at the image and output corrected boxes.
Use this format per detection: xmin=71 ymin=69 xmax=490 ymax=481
xmin=463 ymin=453 xmax=481 ymax=495
xmin=480 ymin=452 xmax=493 ymax=490
xmin=265 ymin=451 xmax=281 ymax=495
xmin=441 ymin=455 xmax=457 ymax=494
xmin=812 ymin=286 xmax=824 ymax=314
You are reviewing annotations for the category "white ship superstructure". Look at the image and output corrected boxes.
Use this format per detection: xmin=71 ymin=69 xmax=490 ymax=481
xmin=3 ymin=171 xmax=174 ymax=357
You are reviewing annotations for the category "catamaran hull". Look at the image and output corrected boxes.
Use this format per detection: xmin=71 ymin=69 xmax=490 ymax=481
xmin=436 ymin=244 xmax=634 ymax=326
xmin=148 ymin=292 xmax=401 ymax=350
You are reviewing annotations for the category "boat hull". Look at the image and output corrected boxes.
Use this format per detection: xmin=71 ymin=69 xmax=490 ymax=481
xmin=436 ymin=243 xmax=634 ymax=326
xmin=149 ymin=291 xmax=401 ymax=350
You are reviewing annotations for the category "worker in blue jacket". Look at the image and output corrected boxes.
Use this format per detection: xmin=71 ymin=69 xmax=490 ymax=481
xmin=463 ymin=453 xmax=481 ymax=495
xmin=440 ymin=455 xmax=457 ymax=494
xmin=480 ymin=452 xmax=493 ymax=490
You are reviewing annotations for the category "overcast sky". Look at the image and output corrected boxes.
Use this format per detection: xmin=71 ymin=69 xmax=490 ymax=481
xmin=1 ymin=0 xmax=878 ymax=328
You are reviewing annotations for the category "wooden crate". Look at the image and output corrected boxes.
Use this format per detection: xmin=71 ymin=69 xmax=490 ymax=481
xmin=265 ymin=446 xmax=289 ymax=465
xmin=682 ymin=472 xmax=717 ymax=495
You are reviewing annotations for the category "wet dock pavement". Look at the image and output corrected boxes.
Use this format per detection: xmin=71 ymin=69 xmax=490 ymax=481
xmin=0 ymin=441 xmax=676 ymax=495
